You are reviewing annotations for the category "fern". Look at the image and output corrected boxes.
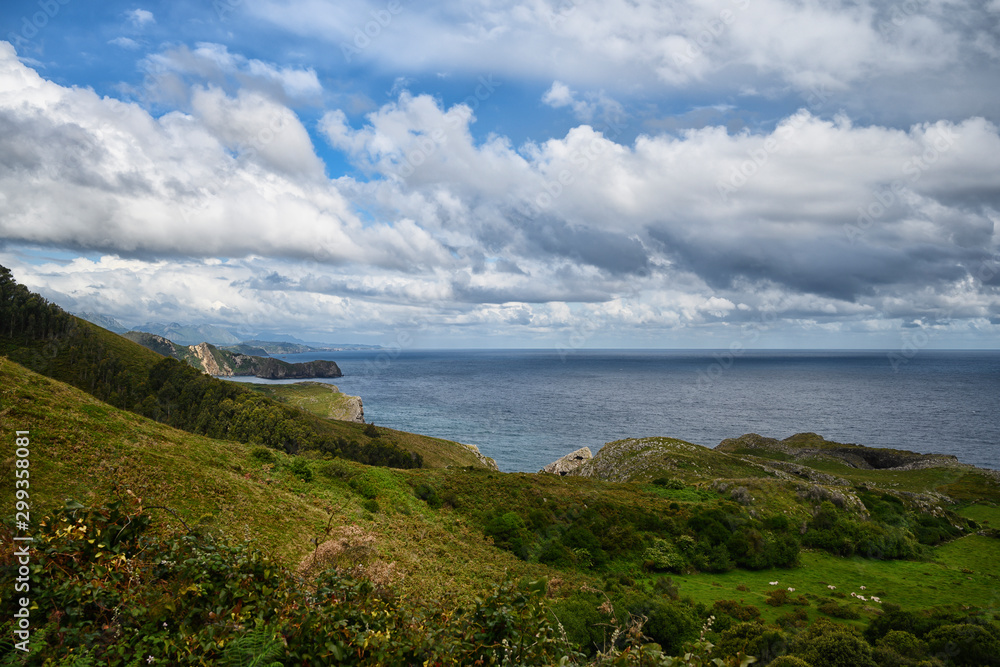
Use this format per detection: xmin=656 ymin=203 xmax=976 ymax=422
xmin=219 ymin=629 xmax=284 ymax=667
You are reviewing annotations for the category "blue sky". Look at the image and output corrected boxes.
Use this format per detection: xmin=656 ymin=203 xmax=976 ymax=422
xmin=1 ymin=0 xmax=999 ymax=348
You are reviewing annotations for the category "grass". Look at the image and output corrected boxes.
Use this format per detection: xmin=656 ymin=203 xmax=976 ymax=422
xmin=670 ymin=542 xmax=1000 ymax=626
xmin=0 ymin=358 xmax=542 ymax=602
xmin=3 ymin=353 xmax=999 ymax=639
xmin=957 ymin=503 xmax=1000 ymax=526
xmin=248 ymin=381 xmax=363 ymax=421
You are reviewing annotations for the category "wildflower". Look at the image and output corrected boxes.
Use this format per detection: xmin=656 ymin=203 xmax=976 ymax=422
xmin=162 ymin=622 xmax=168 ymax=628
xmin=147 ymin=657 xmax=155 ymax=664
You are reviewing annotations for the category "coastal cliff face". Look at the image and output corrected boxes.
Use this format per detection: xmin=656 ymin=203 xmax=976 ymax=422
xmin=124 ymin=332 xmax=343 ymax=379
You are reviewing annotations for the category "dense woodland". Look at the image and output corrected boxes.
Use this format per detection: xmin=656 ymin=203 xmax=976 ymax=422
xmin=0 ymin=266 xmax=418 ymax=469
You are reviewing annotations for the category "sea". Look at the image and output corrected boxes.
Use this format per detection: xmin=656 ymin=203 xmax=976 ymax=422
xmin=226 ymin=349 xmax=1000 ymax=474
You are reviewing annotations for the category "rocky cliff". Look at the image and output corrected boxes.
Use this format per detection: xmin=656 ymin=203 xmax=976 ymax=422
xmin=125 ymin=333 xmax=342 ymax=379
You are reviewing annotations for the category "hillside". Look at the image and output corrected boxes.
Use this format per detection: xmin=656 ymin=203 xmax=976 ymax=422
xmin=0 ymin=265 xmax=485 ymax=470
xmin=248 ymin=381 xmax=366 ymax=423
xmin=3 ymin=357 xmax=1000 ymax=664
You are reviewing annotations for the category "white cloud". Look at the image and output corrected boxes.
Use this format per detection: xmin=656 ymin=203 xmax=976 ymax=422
xmin=1 ymin=41 xmax=998 ymax=344
xmin=141 ymin=43 xmax=324 ymax=105
xmin=126 ymin=9 xmax=155 ymax=28
xmin=247 ymin=0 xmax=1000 ymax=121
xmin=108 ymin=37 xmax=141 ymax=50
xmin=541 ymin=81 xmax=624 ymax=123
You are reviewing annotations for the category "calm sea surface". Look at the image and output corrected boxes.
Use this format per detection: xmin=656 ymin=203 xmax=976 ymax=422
xmin=229 ymin=350 xmax=1000 ymax=473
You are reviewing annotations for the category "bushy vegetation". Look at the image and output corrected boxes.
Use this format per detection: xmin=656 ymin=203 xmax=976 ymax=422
xmin=0 ymin=500 xmax=762 ymax=666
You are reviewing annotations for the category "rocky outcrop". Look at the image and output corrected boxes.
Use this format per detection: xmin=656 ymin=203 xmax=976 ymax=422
xmin=128 ymin=333 xmax=343 ymax=379
xmin=190 ymin=342 xmax=227 ymax=376
xmin=462 ymin=444 xmax=500 ymax=471
xmin=320 ymin=384 xmax=364 ymax=423
xmin=540 ymin=447 xmax=592 ymax=476
xmin=717 ymin=432 xmax=965 ymax=471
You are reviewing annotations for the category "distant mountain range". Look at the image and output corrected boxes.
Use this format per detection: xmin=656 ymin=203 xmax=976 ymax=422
xmin=75 ymin=312 xmax=381 ymax=350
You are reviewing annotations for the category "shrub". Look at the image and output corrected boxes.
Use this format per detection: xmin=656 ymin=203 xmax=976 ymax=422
xmin=413 ymin=483 xmax=443 ymax=509
xmin=251 ymin=446 xmax=277 ymax=464
xmin=719 ymin=622 xmax=790 ymax=664
xmin=769 ymin=657 xmax=812 ymax=667
xmin=925 ymin=623 xmax=1000 ymax=666
xmin=731 ymin=486 xmax=753 ymax=505
xmin=818 ymin=601 xmax=861 ymax=620
xmin=766 ymin=589 xmax=789 ymax=607
xmin=643 ymin=538 xmax=687 ymax=572
xmin=318 ymin=457 xmax=355 ymax=480
xmin=549 ymin=591 xmax=609 ymax=656
xmin=713 ymin=599 xmax=762 ymax=622
xmin=652 ymin=477 xmax=686 ymax=490
xmin=289 ymin=457 xmax=313 ymax=482
xmin=795 ymin=619 xmax=877 ymax=667
xmin=873 ymin=630 xmax=927 ymax=667
xmin=615 ymin=592 xmax=699 ymax=655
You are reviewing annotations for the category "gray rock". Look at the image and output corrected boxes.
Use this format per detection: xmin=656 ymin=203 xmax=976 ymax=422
xmin=540 ymin=447 xmax=592 ymax=476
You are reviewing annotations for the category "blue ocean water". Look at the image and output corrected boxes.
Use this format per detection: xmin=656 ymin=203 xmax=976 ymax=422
xmin=234 ymin=349 xmax=1000 ymax=473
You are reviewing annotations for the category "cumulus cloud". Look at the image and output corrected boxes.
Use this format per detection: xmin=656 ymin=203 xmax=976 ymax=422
xmin=139 ymin=43 xmax=324 ymax=107
xmin=248 ymin=0 xmax=1000 ymax=123
xmin=1 ymin=37 xmax=998 ymax=345
xmin=541 ymin=81 xmax=625 ymax=123
xmin=322 ymin=89 xmax=1000 ymax=325
xmin=0 ymin=43 xmax=445 ymax=272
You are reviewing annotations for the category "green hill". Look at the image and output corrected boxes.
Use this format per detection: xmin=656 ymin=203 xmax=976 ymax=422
xmin=3 ymin=357 xmax=1000 ymax=664
xmin=4 ymin=263 xmax=1000 ymax=665
xmin=0 ymin=265 xmax=486 ymax=470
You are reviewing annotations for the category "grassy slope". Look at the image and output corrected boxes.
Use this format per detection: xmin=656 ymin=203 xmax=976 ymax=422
xmin=247 ymin=381 xmax=490 ymax=468
xmin=0 ymin=358 xmax=542 ymax=602
xmin=13 ymin=314 xmax=490 ymax=470
xmin=3 ymin=355 xmax=999 ymax=630
xmin=248 ymin=382 xmax=362 ymax=420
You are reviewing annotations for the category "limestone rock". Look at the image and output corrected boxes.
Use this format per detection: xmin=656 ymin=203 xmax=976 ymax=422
xmin=462 ymin=444 xmax=499 ymax=471
xmin=540 ymin=447 xmax=592 ymax=476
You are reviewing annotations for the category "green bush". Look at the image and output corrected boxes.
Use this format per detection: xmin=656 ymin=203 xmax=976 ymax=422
xmin=413 ymin=483 xmax=443 ymax=509
xmin=873 ymin=630 xmax=927 ymax=667
xmin=818 ymin=601 xmax=861 ymax=620
xmin=795 ymin=620 xmax=877 ymax=667
xmin=289 ymin=457 xmax=313 ymax=482
xmin=643 ymin=538 xmax=687 ymax=572
xmin=251 ymin=446 xmax=278 ymax=464
xmin=615 ymin=592 xmax=698 ymax=655
xmin=768 ymin=657 xmax=812 ymax=667
xmin=925 ymin=623 xmax=1000 ymax=666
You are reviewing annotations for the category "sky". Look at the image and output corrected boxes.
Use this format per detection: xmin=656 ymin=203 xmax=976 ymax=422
xmin=1 ymin=0 xmax=999 ymax=349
